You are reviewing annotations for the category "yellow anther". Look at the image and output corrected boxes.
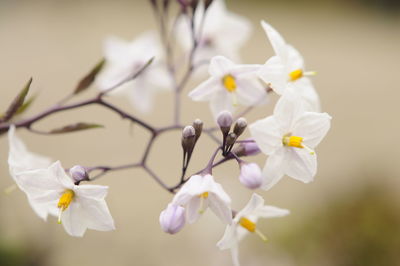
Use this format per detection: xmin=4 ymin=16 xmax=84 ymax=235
xmin=289 ymin=69 xmax=303 ymax=81
xmin=239 ymin=217 xmax=256 ymax=232
xmin=200 ymin=192 xmax=209 ymax=198
xmin=283 ymin=135 xmax=315 ymax=155
xmin=283 ymin=135 xmax=304 ymax=148
xmin=222 ymin=74 xmax=237 ymax=92
xmin=57 ymin=190 xmax=75 ymax=224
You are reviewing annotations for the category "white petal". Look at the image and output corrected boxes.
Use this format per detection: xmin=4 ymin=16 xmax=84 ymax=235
xmin=284 ymin=148 xmax=317 ymax=183
xmin=261 ymin=149 xmax=286 ymax=190
xmin=103 ymin=36 xmax=130 ymax=63
xmin=285 ymin=44 xmax=304 ymax=70
xmin=249 ymin=116 xmax=283 ymax=156
xmin=61 ymin=202 xmax=87 ymax=237
xmin=255 ymin=205 xmax=290 ymax=218
xmin=261 ymin=21 xmax=287 ymax=59
xmin=208 ymin=193 xmax=232 ymax=224
xmin=209 ymin=56 xmax=235 ymax=77
xmin=188 ymin=77 xmax=219 ymax=101
xmin=78 ymin=197 xmax=115 ymax=232
xmin=291 ymin=78 xmax=321 ymax=112
xmin=231 ymin=245 xmax=241 ymax=266
xmin=236 ymin=78 xmax=266 ymax=106
xmin=8 ymin=125 xmax=52 ymax=175
xmin=186 ymin=197 xmax=201 ymax=224
xmin=128 ymin=79 xmax=154 ymax=113
xmin=48 ymin=161 xmax=75 ymax=189
xmin=235 ymin=193 xmax=264 ymax=219
xmin=210 ymin=90 xmax=235 ymax=119
xmin=258 ymin=56 xmax=287 ymax=95
xmin=74 ymin=184 xmax=108 ymax=200
xmin=14 ymin=168 xmax=63 ymax=198
xmin=273 ymin=88 xmax=307 ymax=130
xmin=292 ymin=112 xmax=331 ymax=148
xmin=217 ymin=225 xmax=238 ymax=250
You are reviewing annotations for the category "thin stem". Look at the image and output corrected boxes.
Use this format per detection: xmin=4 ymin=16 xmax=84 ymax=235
xmin=143 ymin=165 xmax=173 ymax=192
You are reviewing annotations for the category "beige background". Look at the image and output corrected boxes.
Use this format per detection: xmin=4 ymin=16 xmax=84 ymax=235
xmin=0 ymin=0 xmax=399 ymax=265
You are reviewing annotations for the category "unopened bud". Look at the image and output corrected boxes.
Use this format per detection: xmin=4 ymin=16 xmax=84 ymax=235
xmin=232 ymin=139 xmax=261 ymax=157
xmin=182 ymin=126 xmax=196 ymax=150
xmin=226 ymin=132 xmax=237 ymax=147
xmin=217 ymin=111 xmax=233 ymax=135
xmin=239 ymin=163 xmax=263 ymax=189
xmin=192 ymin=119 xmax=203 ymax=142
xmin=233 ymin=117 xmax=247 ymax=137
xmin=69 ymin=165 xmax=89 ymax=183
xmin=159 ymin=203 xmax=186 ymax=234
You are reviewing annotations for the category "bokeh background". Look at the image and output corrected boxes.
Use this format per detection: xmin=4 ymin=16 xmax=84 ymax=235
xmin=1 ymin=0 xmax=400 ymax=265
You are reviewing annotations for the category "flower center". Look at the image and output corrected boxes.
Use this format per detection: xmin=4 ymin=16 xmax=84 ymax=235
xmin=289 ymin=69 xmax=303 ymax=81
xmin=57 ymin=189 xmax=75 ymax=224
xmin=222 ymin=74 xmax=237 ymax=92
xmin=282 ymin=135 xmax=315 ymax=155
xmin=200 ymin=192 xmax=209 ymax=198
xmin=239 ymin=217 xmax=268 ymax=242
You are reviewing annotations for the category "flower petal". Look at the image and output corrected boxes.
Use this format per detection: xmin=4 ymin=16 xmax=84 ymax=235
xmin=273 ymin=88 xmax=307 ymax=130
xmin=258 ymin=56 xmax=287 ymax=95
xmin=188 ymin=77 xmax=219 ymax=101
xmin=249 ymin=116 xmax=283 ymax=156
xmin=261 ymin=21 xmax=287 ymax=59
xmin=208 ymin=193 xmax=232 ymax=224
xmin=255 ymin=205 xmax=290 ymax=218
xmin=284 ymin=148 xmax=317 ymax=183
xmin=186 ymin=197 xmax=201 ymax=224
xmin=209 ymin=89 xmax=235 ymax=119
xmin=61 ymin=202 xmax=87 ymax=237
xmin=261 ymin=149 xmax=286 ymax=190
xmin=209 ymin=56 xmax=235 ymax=77
xmin=292 ymin=112 xmax=331 ymax=148
xmin=235 ymin=193 xmax=264 ymax=220
xmin=217 ymin=224 xmax=238 ymax=250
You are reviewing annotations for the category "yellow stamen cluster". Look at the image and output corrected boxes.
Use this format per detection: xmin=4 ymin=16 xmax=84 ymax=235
xmin=198 ymin=192 xmax=209 ymax=214
xmin=239 ymin=217 xmax=256 ymax=232
xmin=222 ymin=74 xmax=237 ymax=92
xmin=57 ymin=190 xmax=75 ymax=224
xmin=289 ymin=69 xmax=303 ymax=81
xmin=200 ymin=192 xmax=209 ymax=198
xmin=282 ymin=135 xmax=304 ymax=148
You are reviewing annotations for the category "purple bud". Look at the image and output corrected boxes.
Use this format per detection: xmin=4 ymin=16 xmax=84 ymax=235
xmin=159 ymin=204 xmax=186 ymax=234
xmin=233 ymin=117 xmax=247 ymax=137
xmin=69 ymin=165 xmax=89 ymax=183
xmin=217 ymin=111 xmax=233 ymax=136
xmin=239 ymin=163 xmax=263 ymax=189
xmin=233 ymin=139 xmax=261 ymax=157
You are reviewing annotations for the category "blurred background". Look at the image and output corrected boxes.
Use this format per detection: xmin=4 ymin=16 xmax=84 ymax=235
xmin=0 ymin=0 xmax=400 ymax=265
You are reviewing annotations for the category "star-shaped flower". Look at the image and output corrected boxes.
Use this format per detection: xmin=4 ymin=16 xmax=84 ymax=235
xmin=217 ymin=193 xmax=289 ymax=266
xmin=172 ymin=174 xmax=232 ymax=224
xmin=96 ymin=32 xmax=171 ymax=112
xmin=188 ymin=55 xmax=266 ymax=118
xmin=249 ymin=89 xmax=331 ymax=190
xmin=7 ymin=126 xmax=115 ymax=237
xmin=258 ymin=21 xmax=320 ymax=111
xmin=176 ymin=0 xmax=251 ymax=65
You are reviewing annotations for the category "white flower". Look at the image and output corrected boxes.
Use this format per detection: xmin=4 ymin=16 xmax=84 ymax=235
xmin=7 ymin=126 xmax=115 ymax=237
xmin=188 ymin=56 xmax=266 ymax=118
xmin=176 ymin=0 xmax=251 ymax=65
xmin=159 ymin=203 xmax=186 ymax=234
xmin=217 ymin=193 xmax=289 ymax=266
xmin=172 ymin=174 xmax=232 ymax=224
xmin=96 ymin=32 xmax=171 ymax=112
xmin=258 ymin=21 xmax=320 ymax=111
xmin=249 ymin=89 xmax=331 ymax=190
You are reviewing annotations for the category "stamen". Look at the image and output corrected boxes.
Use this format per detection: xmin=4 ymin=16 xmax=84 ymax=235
xmin=198 ymin=192 xmax=209 ymax=214
xmin=282 ymin=135 xmax=315 ymax=155
xmin=57 ymin=189 xmax=75 ymax=224
xmin=231 ymin=92 xmax=238 ymax=106
xmin=222 ymin=74 xmax=237 ymax=92
xmin=240 ymin=217 xmax=269 ymax=242
xmin=289 ymin=69 xmax=303 ymax=81
xmin=304 ymin=71 xmax=317 ymax=76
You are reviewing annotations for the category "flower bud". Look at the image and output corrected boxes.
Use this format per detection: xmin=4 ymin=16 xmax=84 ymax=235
xmin=233 ymin=117 xmax=247 ymax=137
xmin=217 ymin=110 xmax=233 ymax=135
xmin=159 ymin=203 xmax=186 ymax=234
xmin=69 ymin=165 xmax=89 ymax=183
xmin=192 ymin=119 xmax=203 ymax=142
xmin=232 ymin=139 xmax=261 ymax=157
xmin=239 ymin=163 xmax=263 ymax=189
xmin=181 ymin=126 xmax=196 ymax=151
xmin=226 ymin=132 xmax=237 ymax=147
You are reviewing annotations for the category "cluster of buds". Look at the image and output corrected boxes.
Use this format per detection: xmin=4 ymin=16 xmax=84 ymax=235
xmin=216 ymin=111 xmax=247 ymax=156
xmin=181 ymin=119 xmax=203 ymax=180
